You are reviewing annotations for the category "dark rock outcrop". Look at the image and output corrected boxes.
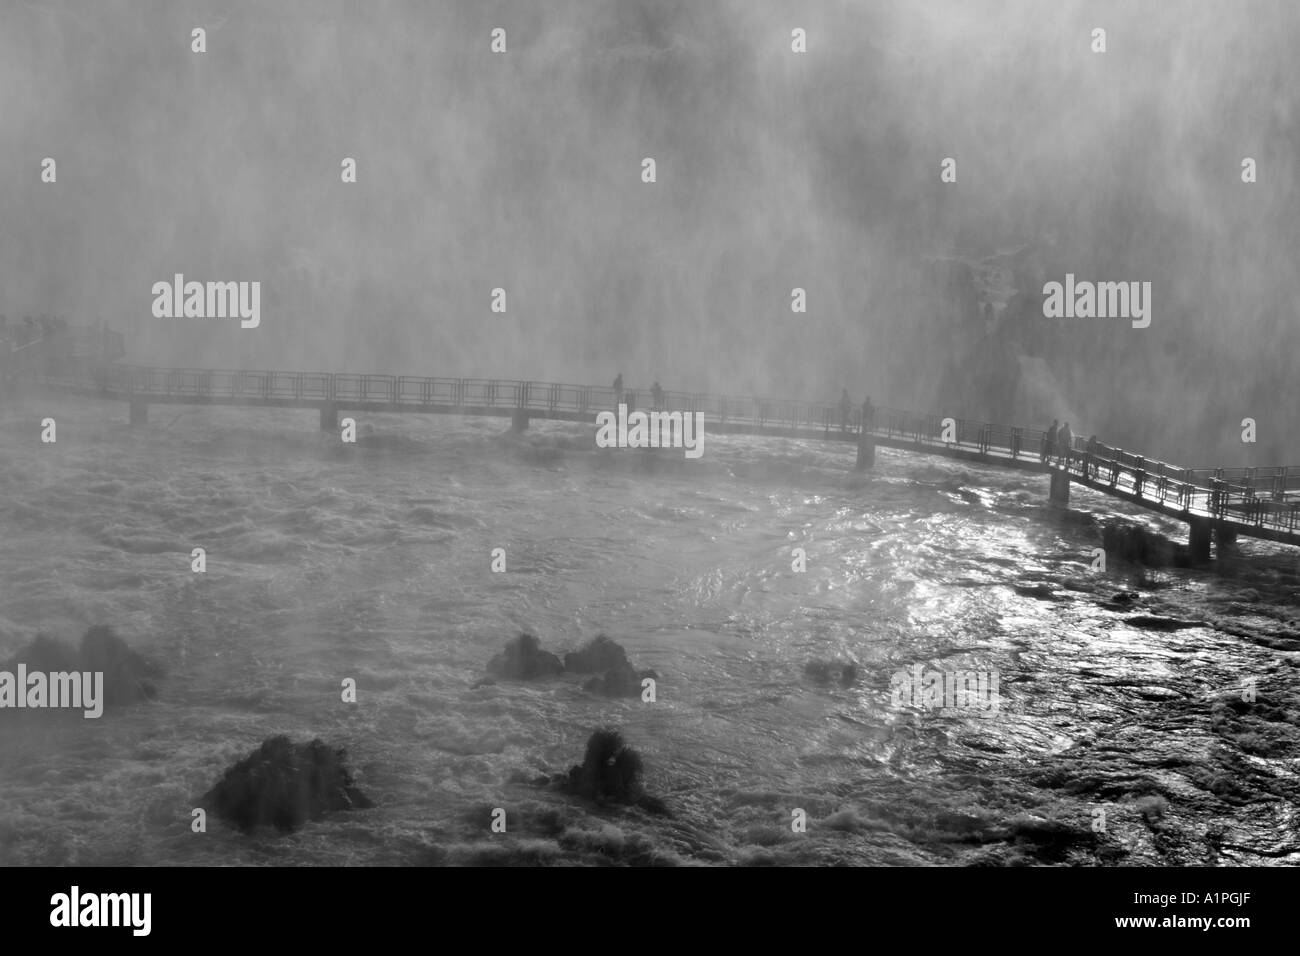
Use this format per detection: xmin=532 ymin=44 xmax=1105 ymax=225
xmin=566 ymin=729 xmax=645 ymax=804
xmin=1102 ymin=522 xmax=1192 ymax=568
xmin=202 ymin=735 xmax=373 ymax=833
xmin=482 ymin=633 xmax=660 ymax=697
xmin=566 ymin=635 xmax=658 ymax=698
xmin=0 ymin=626 xmax=159 ymax=705
xmin=486 ymin=633 xmax=564 ymax=680
xmin=563 ymin=635 xmax=629 ymax=673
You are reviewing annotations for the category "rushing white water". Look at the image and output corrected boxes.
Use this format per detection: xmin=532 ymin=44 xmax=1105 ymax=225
xmin=1 ymin=393 xmax=1297 ymax=866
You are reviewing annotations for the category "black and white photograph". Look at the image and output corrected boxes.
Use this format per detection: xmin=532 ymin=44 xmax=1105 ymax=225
xmin=0 ymin=0 xmax=1294 ymax=933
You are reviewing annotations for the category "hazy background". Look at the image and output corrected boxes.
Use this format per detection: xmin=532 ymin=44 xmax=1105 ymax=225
xmin=2 ymin=0 xmax=1297 ymax=464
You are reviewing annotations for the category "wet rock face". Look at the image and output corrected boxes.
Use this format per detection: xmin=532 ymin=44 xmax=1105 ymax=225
xmin=566 ymin=729 xmax=645 ymax=805
xmin=1 ymin=626 xmax=159 ymax=706
xmin=486 ymin=633 xmax=564 ymax=680
xmin=1102 ymin=522 xmax=1193 ymax=568
xmin=203 ymin=736 xmax=373 ymax=833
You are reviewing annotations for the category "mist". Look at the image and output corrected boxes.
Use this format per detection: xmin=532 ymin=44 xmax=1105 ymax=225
xmin=3 ymin=0 xmax=1297 ymax=465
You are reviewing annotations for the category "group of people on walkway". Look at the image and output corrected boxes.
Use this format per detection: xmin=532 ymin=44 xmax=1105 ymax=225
xmin=612 ymin=373 xmax=666 ymax=411
xmin=1042 ymin=419 xmax=1102 ymax=475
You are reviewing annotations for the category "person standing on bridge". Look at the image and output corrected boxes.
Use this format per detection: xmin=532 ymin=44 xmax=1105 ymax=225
xmin=1041 ymin=419 xmax=1059 ymax=463
xmin=840 ymin=388 xmax=852 ymax=433
xmin=1058 ymin=421 xmax=1074 ymax=467
xmin=652 ymin=380 xmax=663 ymax=410
xmin=861 ymin=395 xmax=875 ymax=433
xmin=613 ymin=372 xmax=624 ymax=406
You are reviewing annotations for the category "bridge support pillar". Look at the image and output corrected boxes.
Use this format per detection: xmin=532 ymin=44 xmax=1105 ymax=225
xmin=1049 ymin=469 xmax=1070 ymax=506
xmin=129 ymin=400 xmax=148 ymax=426
xmin=855 ymin=433 xmax=876 ymax=470
xmin=1188 ymin=519 xmax=1211 ymax=563
xmin=319 ymin=404 xmax=338 ymax=431
xmin=1215 ymin=524 xmax=1238 ymax=556
xmin=511 ymin=409 xmax=530 ymax=432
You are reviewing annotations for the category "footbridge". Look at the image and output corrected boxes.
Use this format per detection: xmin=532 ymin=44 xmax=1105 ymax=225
xmin=18 ymin=361 xmax=1300 ymax=560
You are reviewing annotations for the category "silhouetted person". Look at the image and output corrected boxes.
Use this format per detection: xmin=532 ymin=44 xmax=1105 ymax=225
xmin=840 ymin=388 xmax=851 ymax=433
xmin=1086 ymin=434 xmax=1099 ymax=477
xmin=613 ymin=373 xmax=623 ymax=405
xmin=861 ymin=395 xmax=875 ymax=433
xmin=652 ymin=381 xmax=663 ymax=409
xmin=1058 ymin=422 xmax=1074 ymax=466
xmin=1042 ymin=419 xmax=1059 ymax=463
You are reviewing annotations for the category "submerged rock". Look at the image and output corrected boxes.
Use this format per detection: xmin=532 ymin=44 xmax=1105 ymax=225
xmin=0 ymin=626 xmax=159 ymax=706
xmin=1013 ymin=582 xmax=1059 ymax=600
xmin=803 ymin=659 xmax=858 ymax=687
xmin=1125 ymin=614 xmax=1202 ymax=631
xmin=202 ymin=735 xmax=373 ymax=833
xmin=583 ymin=665 xmax=659 ymax=698
xmin=486 ymin=633 xmax=564 ymax=680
